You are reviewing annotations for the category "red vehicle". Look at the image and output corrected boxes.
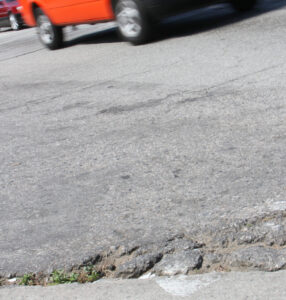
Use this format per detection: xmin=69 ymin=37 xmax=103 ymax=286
xmin=19 ymin=0 xmax=257 ymax=49
xmin=0 ymin=0 xmax=23 ymax=30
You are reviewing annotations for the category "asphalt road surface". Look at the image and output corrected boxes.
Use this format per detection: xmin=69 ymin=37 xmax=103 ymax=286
xmin=1 ymin=0 xmax=286 ymax=279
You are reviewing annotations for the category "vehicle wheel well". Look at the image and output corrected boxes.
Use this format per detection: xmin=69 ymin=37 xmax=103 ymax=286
xmin=111 ymin=0 xmax=117 ymax=12
xmin=31 ymin=3 xmax=40 ymax=22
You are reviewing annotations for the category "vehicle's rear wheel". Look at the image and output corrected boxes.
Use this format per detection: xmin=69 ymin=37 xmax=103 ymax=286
xmin=35 ymin=8 xmax=63 ymax=50
xmin=9 ymin=13 xmax=22 ymax=31
xmin=115 ymin=0 xmax=152 ymax=45
xmin=231 ymin=0 xmax=257 ymax=12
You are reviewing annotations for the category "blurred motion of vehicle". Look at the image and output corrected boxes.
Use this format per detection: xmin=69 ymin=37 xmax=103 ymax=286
xmin=0 ymin=0 xmax=24 ymax=30
xmin=19 ymin=0 xmax=257 ymax=49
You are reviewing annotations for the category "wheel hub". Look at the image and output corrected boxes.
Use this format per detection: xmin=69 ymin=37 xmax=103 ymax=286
xmin=38 ymin=15 xmax=54 ymax=44
xmin=9 ymin=14 xmax=18 ymax=30
xmin=116 ymin=0 xmax=142 ymax=38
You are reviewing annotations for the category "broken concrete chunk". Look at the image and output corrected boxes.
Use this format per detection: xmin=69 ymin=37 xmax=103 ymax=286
xmin=203 ymin=252 xmax=223 ymax=267
xmin=264 ymin=227 xmax=286 ymax=247
xmin=163 ymin=238 xmax=203 ymax=254
xmin=152 ymin=249 xmax=203 ymax=276
xmin=236 ymin=231 xmax=261 ymax=245
xmin=227 ymin=246 xmax=286 ymax=271
xmin=115 ymin=253 xmax=162 ymax=279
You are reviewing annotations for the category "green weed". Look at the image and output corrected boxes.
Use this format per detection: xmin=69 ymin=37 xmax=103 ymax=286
xmin=18 ymin=267 xmax=101 ymax=286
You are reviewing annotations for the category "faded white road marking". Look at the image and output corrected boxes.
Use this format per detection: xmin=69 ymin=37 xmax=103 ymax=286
xmin=155 ymin=273 xmax=222 ymax=297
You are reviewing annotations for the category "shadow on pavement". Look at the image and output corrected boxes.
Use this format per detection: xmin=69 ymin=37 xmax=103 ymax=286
xmin=65 ymin=0 xmax=286 ymax=47
xmin=0 ymin=28 xmax=13 ymax=33
xmin=157 ymin=0 xmax=286 ymax=42
xmin=64 ymin=27 xmax=118 ymax=47
xmin=0 ymin=25 xmax=30 ymax=33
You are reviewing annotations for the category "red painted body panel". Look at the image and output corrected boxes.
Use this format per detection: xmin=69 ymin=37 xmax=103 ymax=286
xmin=19 ymin=0 xmax=115 ymax=27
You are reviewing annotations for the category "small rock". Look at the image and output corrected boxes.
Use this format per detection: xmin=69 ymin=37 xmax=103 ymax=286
xmin=203 ymin=253 xmax=223 ymax=268
xmin=236 ymin=232 xmax=259 ymax=245
xmin=153 ymin=249 xmax=203 ymax=276
xmin=265 ymin=228 xmax=286 ymax=247
xmin=115 ymin=253 xmax=162 ymax=278
xmin=164 ymin=238 xmax=202 ymax=254
xmin=211 ymin=236 xmax=229 ymax=248
xmin=227 ymin=246 xmax=286 ymax=271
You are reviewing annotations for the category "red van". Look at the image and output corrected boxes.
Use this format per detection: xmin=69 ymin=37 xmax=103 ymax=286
xmin=0 ymin=0 xmax=23 ymax=30
xmin=19 ymin=0 xmax=257 ymax=49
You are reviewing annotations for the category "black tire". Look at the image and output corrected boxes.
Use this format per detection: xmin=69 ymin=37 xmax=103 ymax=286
xmin=9 ymin=13 xmax=22 ymax=31
xmin=231 ymin=0 xmax=257 ymax=12
xmin=115 ymin=0 xmax=153 ymax=45
xmin=35 ymin=8 xmax=63 ymax=50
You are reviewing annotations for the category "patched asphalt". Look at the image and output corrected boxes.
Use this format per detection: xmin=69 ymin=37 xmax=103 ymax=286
xmin=0 ymin=0 xmax=286 ymax=278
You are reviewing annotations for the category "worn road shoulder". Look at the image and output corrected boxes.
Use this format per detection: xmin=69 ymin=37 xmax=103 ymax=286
xmin=1 ymin=271 xmax=286 ymax=300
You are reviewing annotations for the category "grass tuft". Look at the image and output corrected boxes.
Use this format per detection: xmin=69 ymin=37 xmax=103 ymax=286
xmin=18 ymin=266 xmax=101 ymax=286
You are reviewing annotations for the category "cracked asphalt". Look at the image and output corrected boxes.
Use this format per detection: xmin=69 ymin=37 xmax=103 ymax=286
xmin=0 ymin=0 xmax=286 ymax=278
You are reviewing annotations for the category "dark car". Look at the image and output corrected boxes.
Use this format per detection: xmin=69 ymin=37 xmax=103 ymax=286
xmin=20 ymin=0 xmax=257 ymax=49
xmin=0 ymin=0 xmax=24 ymax=30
